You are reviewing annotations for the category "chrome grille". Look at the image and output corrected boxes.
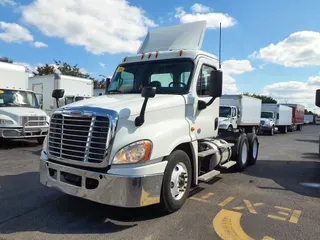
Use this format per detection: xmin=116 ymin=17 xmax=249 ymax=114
xmin=20 ymin=116 xmax=47 ymax=126
xmin=48 ymin=113 xmax=110 ymax=163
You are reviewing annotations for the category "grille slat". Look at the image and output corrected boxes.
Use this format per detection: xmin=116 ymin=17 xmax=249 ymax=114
xmin=20 ymin=116 xmax=47 ymax=127
xmin=48 ymin=113 xmax=110 ymax=163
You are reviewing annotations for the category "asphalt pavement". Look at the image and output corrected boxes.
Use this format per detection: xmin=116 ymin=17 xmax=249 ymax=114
xmin=0 ymin=125 xmax=319 ymax=240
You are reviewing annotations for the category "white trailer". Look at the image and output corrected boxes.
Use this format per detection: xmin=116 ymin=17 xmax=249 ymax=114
xmin=218 ymin=94 xmax=262 ymax=133
xmin=260 ymin=104 xmax=292 ymax=135
xmin=304 ymin=114 xmax=314 ymax=124
xmin=28 ymin=74 xmax=93 ymax=115
xmin=0 ymin=62 xmax=49 ymax=143
xmin=39 ymin=21 xmax=260 ymax=213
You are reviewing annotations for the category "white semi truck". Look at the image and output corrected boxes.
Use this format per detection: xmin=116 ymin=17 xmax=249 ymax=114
xmin=218 ymin=95 xmax=262 ymax=133
xmin=29 ymin=74 xmax=93 ymax=115
xmin=316 ymin=90 xmax=320 ymax=154
xmin=39 ymin=21 xmax=260 ymax=213
xmin=0 ymin=61 xmax=49 ymax=143
xmin=260 ymin=104 xmax=292 ymax=135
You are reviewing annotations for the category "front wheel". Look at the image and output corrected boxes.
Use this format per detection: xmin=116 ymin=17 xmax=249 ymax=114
xmin=269 ymin=126 xmax=275 ymax=136
xmin=160 ymin=150 xmax=192 ymax=213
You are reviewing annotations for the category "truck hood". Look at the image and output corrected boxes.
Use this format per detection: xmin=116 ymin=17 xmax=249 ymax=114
xmin=218 ymin=117 xmax=230 ymax=123
xmin=60 ymin=94 xmax=186 ymax=118
xmin=0 ymin=107 xmax=47 ymax=117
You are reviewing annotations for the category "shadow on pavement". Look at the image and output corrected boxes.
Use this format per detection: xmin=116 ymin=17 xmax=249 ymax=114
xmin=295 ymin=139 xmax=319 ymax=144
xmin=243 ymin=159 xmax=320 ymax=199
xmin=0 ymin=139 xmax=39 ymax=150
xmin=0 ymin=171 xmax=166 ymax=235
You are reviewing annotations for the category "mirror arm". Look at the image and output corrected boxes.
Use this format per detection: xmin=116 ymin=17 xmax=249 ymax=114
xmin=198 ymin=97 xmax=216 ymax=110
xmin=135 ymin=97 xmax=149 ymax=127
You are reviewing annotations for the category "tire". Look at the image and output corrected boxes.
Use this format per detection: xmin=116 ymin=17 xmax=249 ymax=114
xmin=235 ymin=134 xmax=249 ymax=171
xmin=247 ymin=133 xmax=259 ymax=165
xmin=288 ymin=126 xmax=293 ymax=132
xmin=160 ymin=150 xmax=192 ymax=213
xmin=227 ymin=125 xmax=233 ymax=131
xmin=269 ymin=126 xmax=274 ymax=136
xmin=37 ymin=137 xmax=45 ymax=144
xmin=279 ymin=126 xmax=287 ymax=134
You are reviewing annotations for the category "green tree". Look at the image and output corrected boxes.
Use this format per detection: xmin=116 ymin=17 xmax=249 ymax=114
xmin=54 ymin=60 xmax=94 ymax=79
xmin=0 ymin=56 xmax=13 ymax=63
xmin=33 ymin=64 xmax=56 ymax=76
xmin=243 ymin=93 xmax=277 ymax=103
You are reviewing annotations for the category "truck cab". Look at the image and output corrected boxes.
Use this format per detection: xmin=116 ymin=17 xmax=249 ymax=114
xmin=260 ymin=111 xmax=276 ymax=134
xmin=39 ymin=21 xmax=260 ymax=213
xmin=218 ymin=105 xmax=238 ymax=131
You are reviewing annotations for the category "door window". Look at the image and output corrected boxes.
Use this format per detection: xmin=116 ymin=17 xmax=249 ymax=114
xmin=196 ymin=65 xmax=215 ymax=97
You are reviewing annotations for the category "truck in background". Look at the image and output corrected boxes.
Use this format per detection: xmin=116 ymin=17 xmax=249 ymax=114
xmin=260 ymin=104 xmax=292 ymax=135
xmin=304 ymin=114 xmax=314 ymax=124
xmin=315 ymin=89 xmax=320 ymax=154
xmin=39 ymin=21 xmax=260 ymax=213
xmin=28 ymin=74 xmax=93 ymax=115
xmin=0 ymin=62 xmax=49 ymax=143
xmin=315 ymin=116 xmax=320 ymax=125
xmin=281 ymin=103 xmax=305 ymax=132
xmin=218 ymin=94 xmax=261 ymax=133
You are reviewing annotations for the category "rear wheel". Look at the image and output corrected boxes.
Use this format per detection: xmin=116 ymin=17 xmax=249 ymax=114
xmin=235 ymin=134 xmax=249 ymax=171
xmin=227 ymin=125 xmax=233 ymax=131
xmin=247 ymin=133 xmax=259 ymax=165
xmin=160 ymin=150 xmax=192 ymax=213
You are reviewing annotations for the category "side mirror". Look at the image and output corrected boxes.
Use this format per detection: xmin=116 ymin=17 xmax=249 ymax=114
xmin=316 ymin=89 xmax=320 ymax=107
xmin=52 ymin=89 xmax=65 ymax=99
xmin=141 ymin=86 xmax=156 ymax=98
xmin=209 ymin=70 xmax=223 ymax=98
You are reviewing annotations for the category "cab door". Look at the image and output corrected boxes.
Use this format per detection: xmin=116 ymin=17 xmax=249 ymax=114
xmin=231 ymin=107 xmax=237 ymax=128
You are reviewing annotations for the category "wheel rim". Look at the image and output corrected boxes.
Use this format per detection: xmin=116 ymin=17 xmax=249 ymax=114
xmin=170 ymin=162 xmax=188 ymax=200
xmin=252 ymin=140 xmax=258 ymax=159
xmin=271 ymin=128 xmax=274 ymax=134
xmin=241 ymin=143 xmax=248 ymax=164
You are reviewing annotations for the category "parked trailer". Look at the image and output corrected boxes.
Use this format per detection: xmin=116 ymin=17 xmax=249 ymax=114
xmin=304 ymin=114 xmax=314 ymax=124
xmin=39 ymin=21 xmax=260 ymax=213
xmin=281 ymin=103 xmax=305 ymax=131
xmin=219 ymin=94 xmax=262 ymax=133
xmin=316 ymin=116 xmax=320 ymax=125
xmin=0 ymin=62 xmax=49 ymax=143
xmin=260 ymin=104 xmax=292 ymax=135
xmin=29 ymin=74 xmax=94 ymax=115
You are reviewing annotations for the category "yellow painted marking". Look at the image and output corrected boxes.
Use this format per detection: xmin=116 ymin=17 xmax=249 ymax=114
xmin=275 ymin=206 xmax=291 ymax=211
xmin=116 ymin=66 xmax=125 ymax=72
xmin=218 ymin=197 xmax=234 ymax=207
xmin=233 ymin=206 xmax=245 ymax=210
xmin=201 ymin=192 xmax=214 ymax=199
xmin=140 ymin=188 xmax=159 ymax=206
xmin=190 ymin=197 xmax=208 ymax=203
xmin=253 ymin=203 xmax=265 ymax=207
xmin=213 ymin=209 xmax=254 ymax=240
xmin=262 ymin=237 xmax=275 ymax=240
xmin=267 ymin=214 xmax=286 ymax=221
xmin=244 ymin=200 xmax=257 ymax=214
xmin=279 ymin=211 xmax=290 ymax=216
xmin=289 ymin=210 xmax=301 ymax=224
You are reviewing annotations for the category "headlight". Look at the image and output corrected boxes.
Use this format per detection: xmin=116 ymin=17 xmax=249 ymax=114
xmin=0 ymin=119 xmax=14 ymax=125
xmin=42 ymin=135 xmax=48 ymax=153
xmin=113 ymin=140 xmax=152 ymax=164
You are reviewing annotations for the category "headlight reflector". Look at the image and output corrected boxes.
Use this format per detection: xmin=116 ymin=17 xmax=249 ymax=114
xmin=113 ymin=140 xmax=152 ymax=164
xmin=0 ymin=119 xmax=14 ymax=125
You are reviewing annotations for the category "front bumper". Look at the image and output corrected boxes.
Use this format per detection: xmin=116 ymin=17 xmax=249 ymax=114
xmin=0 ymin=127 xmax=48 ymax=138
xmin=39 ymin=153 xmax=164 ymax=208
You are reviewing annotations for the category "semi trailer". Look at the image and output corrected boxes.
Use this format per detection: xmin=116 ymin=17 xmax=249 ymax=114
xmin=0 ymin=62 xmax=49 ymax=143
xmin=281 ymin=103 xmax=305 ymax=131
xmin=218 ymin=94 xmax=262 ymax=133
xmin=260 ymin=104 xmax=292 ymax=135
xmin=39 ymin=21 xmax=260 ymax=213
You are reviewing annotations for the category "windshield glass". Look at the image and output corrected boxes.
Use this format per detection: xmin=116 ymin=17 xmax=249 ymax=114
xmin=107 ymin=59 xmax=194 ymax=94
xmin=219 ymin=106 xmax=231 ymax=117
xmin=261 ymin=112 xmax=273 ymax=118
xmin=0 ymin=89 xmax=39 ymax=108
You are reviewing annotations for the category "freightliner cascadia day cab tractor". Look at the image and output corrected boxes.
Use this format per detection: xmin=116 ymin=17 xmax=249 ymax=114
xmin=0 ymin=62 xmax=49 ymax=143
xmin=39 ymin=21 xmax=260 ymax=213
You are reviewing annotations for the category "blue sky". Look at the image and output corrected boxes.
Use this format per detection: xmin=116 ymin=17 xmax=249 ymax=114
xmin=1 ymin=0 xmax=320 ymax=111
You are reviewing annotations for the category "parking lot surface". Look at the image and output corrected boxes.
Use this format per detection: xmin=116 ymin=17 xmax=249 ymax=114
xmin=0 ymin=125 xmax=319 ymax=240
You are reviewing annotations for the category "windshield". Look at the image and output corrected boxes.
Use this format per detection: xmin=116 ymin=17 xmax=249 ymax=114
xmin=107 ymin=59 xmax=194 ymax=94
xmin=0 ymin=89 xmax=39 ymax=108
xmin=219 ymin=106 xmax=231 ymax=118
xmin=261 ymin=112 xmax=273 ymax=118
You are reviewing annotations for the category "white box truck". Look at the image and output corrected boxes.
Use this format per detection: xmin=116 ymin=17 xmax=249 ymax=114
xmin=260 ymin=104 xmax=292 ymax=135
xmin=0 ymin=62 xmax=49 ymax=143
xmin=39 ymin=21 xmax=260 ymax=213
xmin=218 ymin=95 xmax=262 ymax=133
xmin=304 ymin=114 xmax=313 ymax=124
xmin=28 ymin=74 xmax=93 ymax=115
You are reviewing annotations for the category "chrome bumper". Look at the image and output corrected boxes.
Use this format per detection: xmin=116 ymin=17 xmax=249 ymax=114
xmin=39 ymin=155 xmax=163 ymax=208
xmin=0 ymin=126 xmax=48 ymax=138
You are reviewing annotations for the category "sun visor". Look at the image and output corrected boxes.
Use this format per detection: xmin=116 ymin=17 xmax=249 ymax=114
xmin=137 ymin=21 xmax=207 ymax=54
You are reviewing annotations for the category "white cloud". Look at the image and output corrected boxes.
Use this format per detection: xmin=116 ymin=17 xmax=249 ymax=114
xmin=262 ymin=77 xmax=320 ymax=113
xmin=21 ymin=0 xmax=157 ymax=55
xmin=33 ymin=41 xmax=48 ymax=48
xmin=175 ymin=3 xmax=236 ymax=29
xmin=251 ymin=31 xmax=320 ymax=67
xmin=0 ymin=21 xmax=33 ymax=43
xmin=99 ymin=62 xmax=106 ymax=68
xmin=191 ymin=3 xmax=210 ymax=13
xmin=0 ymin=0 xmax=16 ymax=6
xmin=221 ymin=59 xmax=254 ymax=94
